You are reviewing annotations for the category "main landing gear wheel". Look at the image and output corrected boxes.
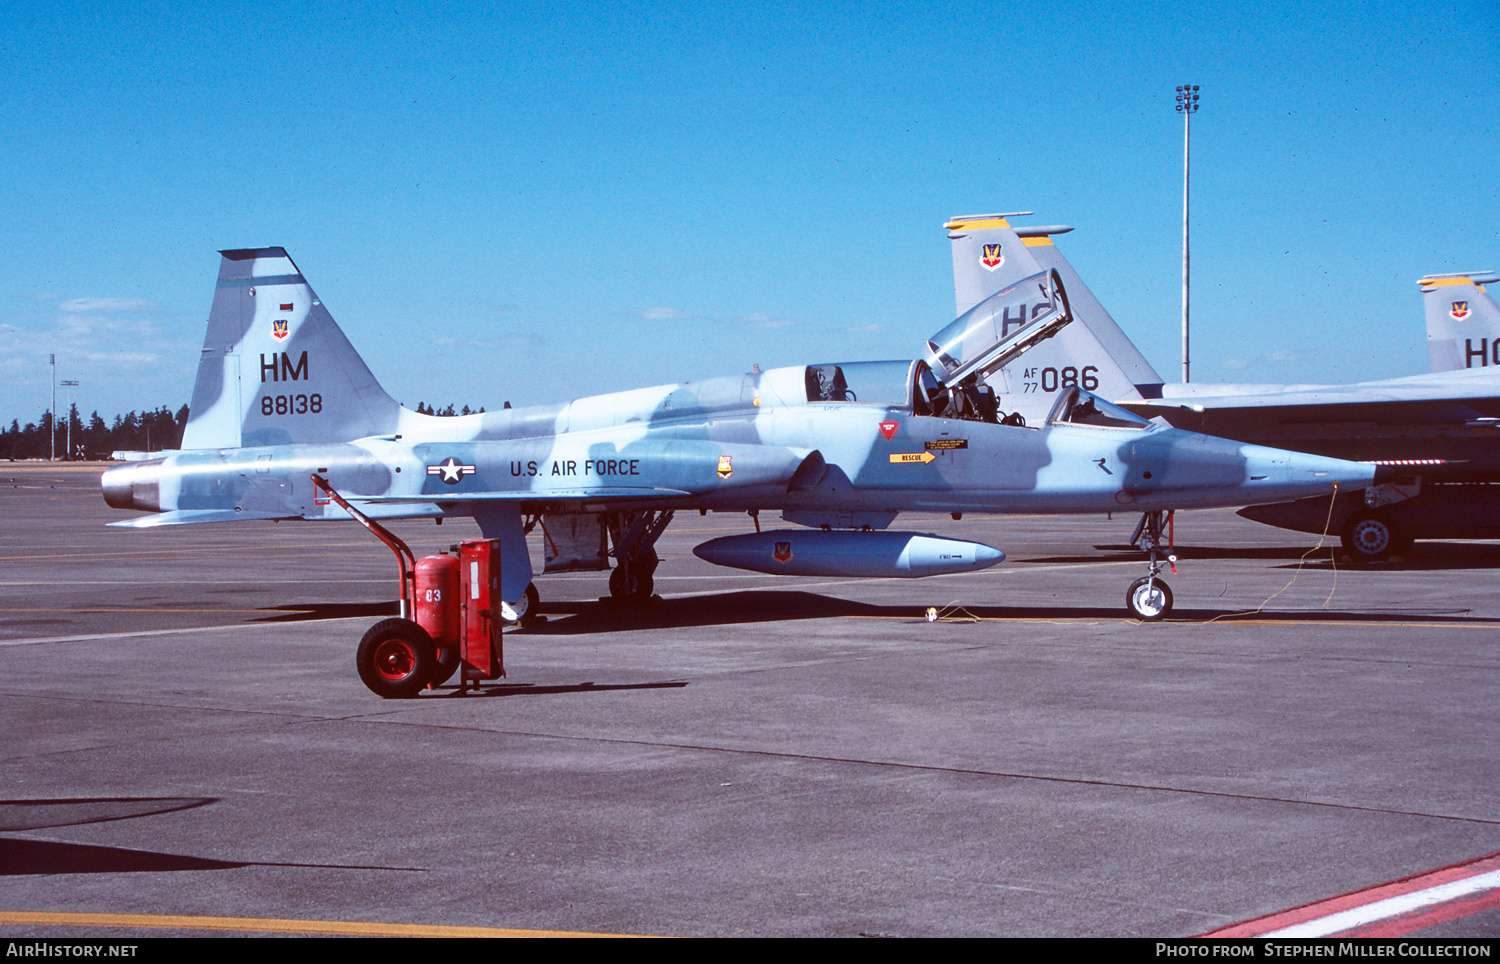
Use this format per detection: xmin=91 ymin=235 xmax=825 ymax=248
xmin=608 ymin=552 xmax=657 ymax=601
xmin=506 ymin=583 xmax=541 ymax=624
xmin=1126 ymin=577 xmax=1173 ymax=621
xmin=356 ymin=618 xmax=437 ymax=698
xmin=1342 ymin=509 xmax=1405 ymax=564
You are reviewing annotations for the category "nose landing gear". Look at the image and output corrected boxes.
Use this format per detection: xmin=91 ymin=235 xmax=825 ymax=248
xmin=1127 ymin=510 xmax=1176 ymax=620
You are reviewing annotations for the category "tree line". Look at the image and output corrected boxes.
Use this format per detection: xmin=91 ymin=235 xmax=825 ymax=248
xmin=1 ymin=402 xmax=485 ymax=460
xmin=1 ymin=406 xmax=188 ymax=460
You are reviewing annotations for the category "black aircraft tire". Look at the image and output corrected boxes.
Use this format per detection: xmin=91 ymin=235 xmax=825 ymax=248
xmin=608 ymin=562 xmax=653 ymax=600
xmin=1342 ymin=510 xmax=1401 ymax=563
xmin=356 ymin=618 xmax=437 ymax=699
xmin=1126 ymin=577 xmax=1173 ymax=621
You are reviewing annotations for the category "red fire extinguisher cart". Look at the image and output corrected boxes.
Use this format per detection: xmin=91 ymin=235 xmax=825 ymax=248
xmin=311 ymin=475 xmax=505 ymax=698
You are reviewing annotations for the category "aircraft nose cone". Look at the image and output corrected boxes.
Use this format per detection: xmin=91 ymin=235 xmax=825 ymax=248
xmin=1281 ymin=449 xmax=1378 ymax=489
xmin=1231 ymin=444 xmax=1379 ymax=506
xmin=974 ymin=544 xmax=1006 ymax=567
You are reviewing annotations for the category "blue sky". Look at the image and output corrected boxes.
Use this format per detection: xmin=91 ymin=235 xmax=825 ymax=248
xmin=2 ymin=0 xmax=1496 ymax=426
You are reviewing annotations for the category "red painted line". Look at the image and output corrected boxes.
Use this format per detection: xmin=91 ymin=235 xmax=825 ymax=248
xmin=1201 ymin=850 xmax=1500 ymax=938
xmin=1339 ymin=886 xmax=1500 ymax=938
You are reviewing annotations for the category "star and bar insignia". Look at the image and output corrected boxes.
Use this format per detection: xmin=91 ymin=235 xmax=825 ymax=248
xmin=427 ymin=457 xmax=476 ymax=484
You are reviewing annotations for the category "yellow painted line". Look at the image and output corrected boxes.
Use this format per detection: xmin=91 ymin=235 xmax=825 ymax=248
xmin=843 ymin=613 xmax=1500 ymax=629
xmin=889 ymin=452 xmax=936 ymax=464
xmin=1421 ymin=276 xmax=1479 ymax=287
xmin=943 ymin=217 xmax=1010 ymax=230
xmin=0 ymin=910 xmax=646 ymax=937
xmin=1186 ymin=617 xmax=1500 ymax=629
xmin=1021 ymin=236 xmax=1054 ymax=246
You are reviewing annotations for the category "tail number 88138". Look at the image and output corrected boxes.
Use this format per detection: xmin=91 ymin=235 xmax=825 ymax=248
xmin=261 ymin=394 xmax=323 ymax=415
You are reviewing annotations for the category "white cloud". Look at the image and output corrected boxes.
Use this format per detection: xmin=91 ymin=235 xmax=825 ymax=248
xmin=639 ymin=306 xmax=686 ymax=320
xmin=735 ymin=313 xmax=798 ymax=330
xmin=58 ymin=297 xmax=159 ymax=314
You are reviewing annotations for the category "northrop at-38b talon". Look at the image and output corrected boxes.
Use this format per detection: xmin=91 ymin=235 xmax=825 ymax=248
xmin=102 ymin=247 xmax=1385 ymax=627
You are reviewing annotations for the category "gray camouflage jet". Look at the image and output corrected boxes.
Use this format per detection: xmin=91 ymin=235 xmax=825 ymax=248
xmin=944 ymin=214 xmax=1500 ymax=562
xmin=102 ymin=247 xmax=1383 ymax=619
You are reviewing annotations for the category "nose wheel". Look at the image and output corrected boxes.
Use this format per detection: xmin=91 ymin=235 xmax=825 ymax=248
xmin=1126 ymin=577 xmax=1173 ymax=621
xmin=1126 ymin=510 xmax=1176 ymax=620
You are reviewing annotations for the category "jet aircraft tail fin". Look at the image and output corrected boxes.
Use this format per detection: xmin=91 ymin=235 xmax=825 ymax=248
xmin=1419 ymin=270 xmax=1500 ymax=373
xmin=180 ymin=248 xmax=401 ymax=450
xmin=944 ymin=213 xmax=1163 ymax=424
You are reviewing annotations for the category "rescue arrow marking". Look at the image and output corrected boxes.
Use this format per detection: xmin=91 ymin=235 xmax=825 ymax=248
xmin=890 ymin=452 xmax=937 ymax=464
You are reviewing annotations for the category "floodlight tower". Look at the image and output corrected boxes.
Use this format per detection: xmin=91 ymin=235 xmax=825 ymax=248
xmin=49 ymin=354 xmax=56 ymax=460
xmin=1176 ymin=83 xmax=1200 ymax=383
xmin=61 ymin=380 xmax=79 ymax=460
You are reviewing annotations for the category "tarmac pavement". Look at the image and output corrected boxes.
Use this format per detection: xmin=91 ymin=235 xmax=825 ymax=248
xmin=2 ymin=462 xmax=1497 ymax=937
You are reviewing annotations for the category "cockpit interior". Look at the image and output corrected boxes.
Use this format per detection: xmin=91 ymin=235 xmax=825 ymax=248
xmin=802 ymin=360 xmax=1149 ymax=432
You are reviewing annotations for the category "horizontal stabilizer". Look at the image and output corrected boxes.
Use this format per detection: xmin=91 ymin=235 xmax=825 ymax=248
xmin=108 ymin=508 xmax=297 ymax=527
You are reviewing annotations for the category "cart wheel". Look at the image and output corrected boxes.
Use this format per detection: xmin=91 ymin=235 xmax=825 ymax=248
xmin=356 ymin=618 xmax=436 ymax=698
xmin=429 ymin=645 xmax=459 ymax=687
xmin=1126 ymin=577 xmax=1172 ymax=621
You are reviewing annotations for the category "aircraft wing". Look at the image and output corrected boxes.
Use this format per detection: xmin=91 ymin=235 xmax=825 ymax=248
xmin=1130 ymin=367 xmax=1500 ymax=412
xmin=361 ymin=487 xmax=694 ymax=502
xmin=1121 ymin=368 xmax=1500 ymax=477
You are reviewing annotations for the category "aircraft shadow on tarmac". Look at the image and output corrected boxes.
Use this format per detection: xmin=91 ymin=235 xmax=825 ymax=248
xmin=0 ymin=797 xmax=422 ymax=876
xmin=243 ymin=542 xmax=1500 ymax=633
xmin=254 ymin=600 xmax=400 ymax=623
xmin=0 ymin=796 xmax=216 ymax=832
xmin=1033 ymin=540 xmax=1500 ymax=571
xmin=430 ymin=680 xmax=690 ymax=699
xmin=0 ymin=837 xmax=250 ymax=876
xmin=506 ymin=589 xmax=1500 ymax=632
